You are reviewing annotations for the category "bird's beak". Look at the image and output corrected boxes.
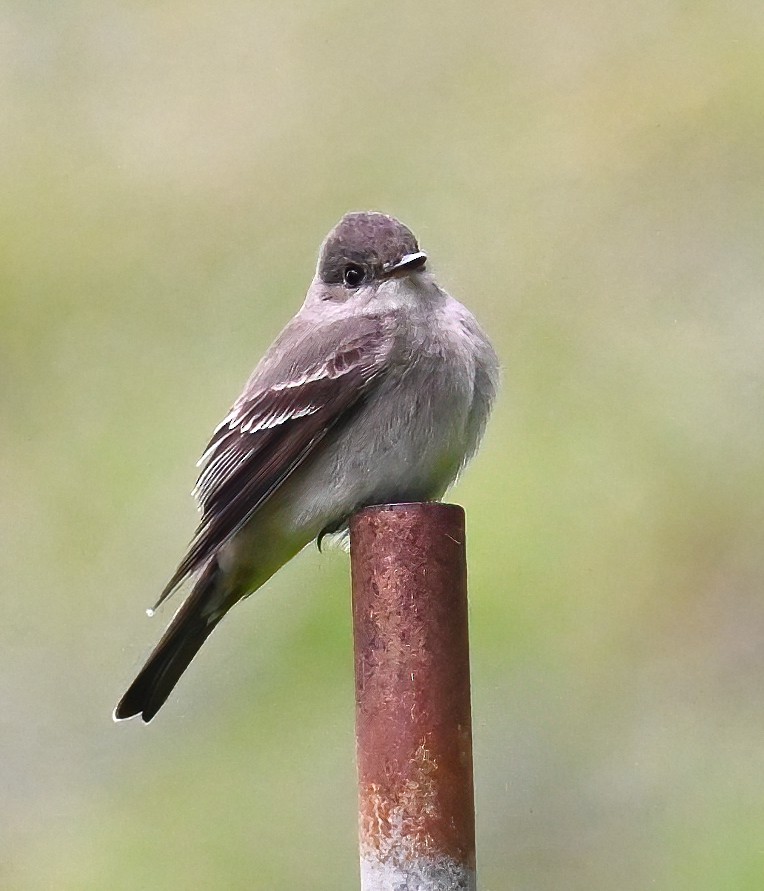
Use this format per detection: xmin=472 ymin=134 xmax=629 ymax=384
xmin=383 ymin=251 xmax=428 ymax=276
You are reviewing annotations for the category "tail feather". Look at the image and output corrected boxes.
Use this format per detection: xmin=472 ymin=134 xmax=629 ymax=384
xmin=115 ymin=561 xmax=225 ymax=723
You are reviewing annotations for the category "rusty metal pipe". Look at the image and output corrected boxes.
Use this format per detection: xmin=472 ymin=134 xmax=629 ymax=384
xmin=350 ymin=503 xmax=476 ymax=891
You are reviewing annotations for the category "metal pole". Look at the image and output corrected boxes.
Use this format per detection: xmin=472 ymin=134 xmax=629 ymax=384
xmin=350 ymin=503 xmax=476 ymax=891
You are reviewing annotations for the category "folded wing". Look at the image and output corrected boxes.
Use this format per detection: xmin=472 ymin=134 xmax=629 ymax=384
xmin=155 ymin=315 xmax=393 ymax=607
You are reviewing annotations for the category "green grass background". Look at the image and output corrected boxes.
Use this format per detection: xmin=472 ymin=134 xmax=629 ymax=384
xmin=2 ymin=3 xmax=763 ymax=888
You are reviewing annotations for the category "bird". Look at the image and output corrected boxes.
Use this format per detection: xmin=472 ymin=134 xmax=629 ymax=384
xmin=114 ymin=211 xmax=498 ymax=722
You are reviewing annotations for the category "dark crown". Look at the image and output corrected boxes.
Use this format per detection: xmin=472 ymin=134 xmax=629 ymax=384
xmin=318 ymin=212 xmax=420 ymax=284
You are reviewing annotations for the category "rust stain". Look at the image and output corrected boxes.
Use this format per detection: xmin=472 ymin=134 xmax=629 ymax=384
xmin=351 ymin=503 xmax=476 ymax=871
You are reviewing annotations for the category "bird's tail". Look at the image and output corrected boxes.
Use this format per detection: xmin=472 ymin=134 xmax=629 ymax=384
xmin=114 ymin=559 xmax=226 ymax=723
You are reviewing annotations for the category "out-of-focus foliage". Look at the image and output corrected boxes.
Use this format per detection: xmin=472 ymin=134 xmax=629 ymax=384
xmin=2 ymin=3 xmax=763 ymax=889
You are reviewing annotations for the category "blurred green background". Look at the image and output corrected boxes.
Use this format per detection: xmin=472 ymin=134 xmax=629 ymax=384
xmin=3 ymin=2 xmax=763 ymax=889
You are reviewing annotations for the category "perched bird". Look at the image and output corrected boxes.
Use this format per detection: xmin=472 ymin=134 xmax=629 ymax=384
xmin=115 ymin=212 xmax=498 ymax=722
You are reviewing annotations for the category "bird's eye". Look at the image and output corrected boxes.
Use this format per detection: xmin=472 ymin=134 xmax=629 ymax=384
xmin=342 ymin=263 xmax=366 ymax=288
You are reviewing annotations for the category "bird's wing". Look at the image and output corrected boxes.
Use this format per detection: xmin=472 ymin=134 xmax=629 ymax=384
xmin=155 ymin=315 xmax=393 ymax=607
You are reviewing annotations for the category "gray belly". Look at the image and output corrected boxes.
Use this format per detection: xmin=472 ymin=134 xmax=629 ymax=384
xmin=272 ymin=350 xmax=475 ymax=536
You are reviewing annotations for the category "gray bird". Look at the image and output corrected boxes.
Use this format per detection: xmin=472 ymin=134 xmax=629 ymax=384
xmin=115 ymin=212 xmax=499 ymax=722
